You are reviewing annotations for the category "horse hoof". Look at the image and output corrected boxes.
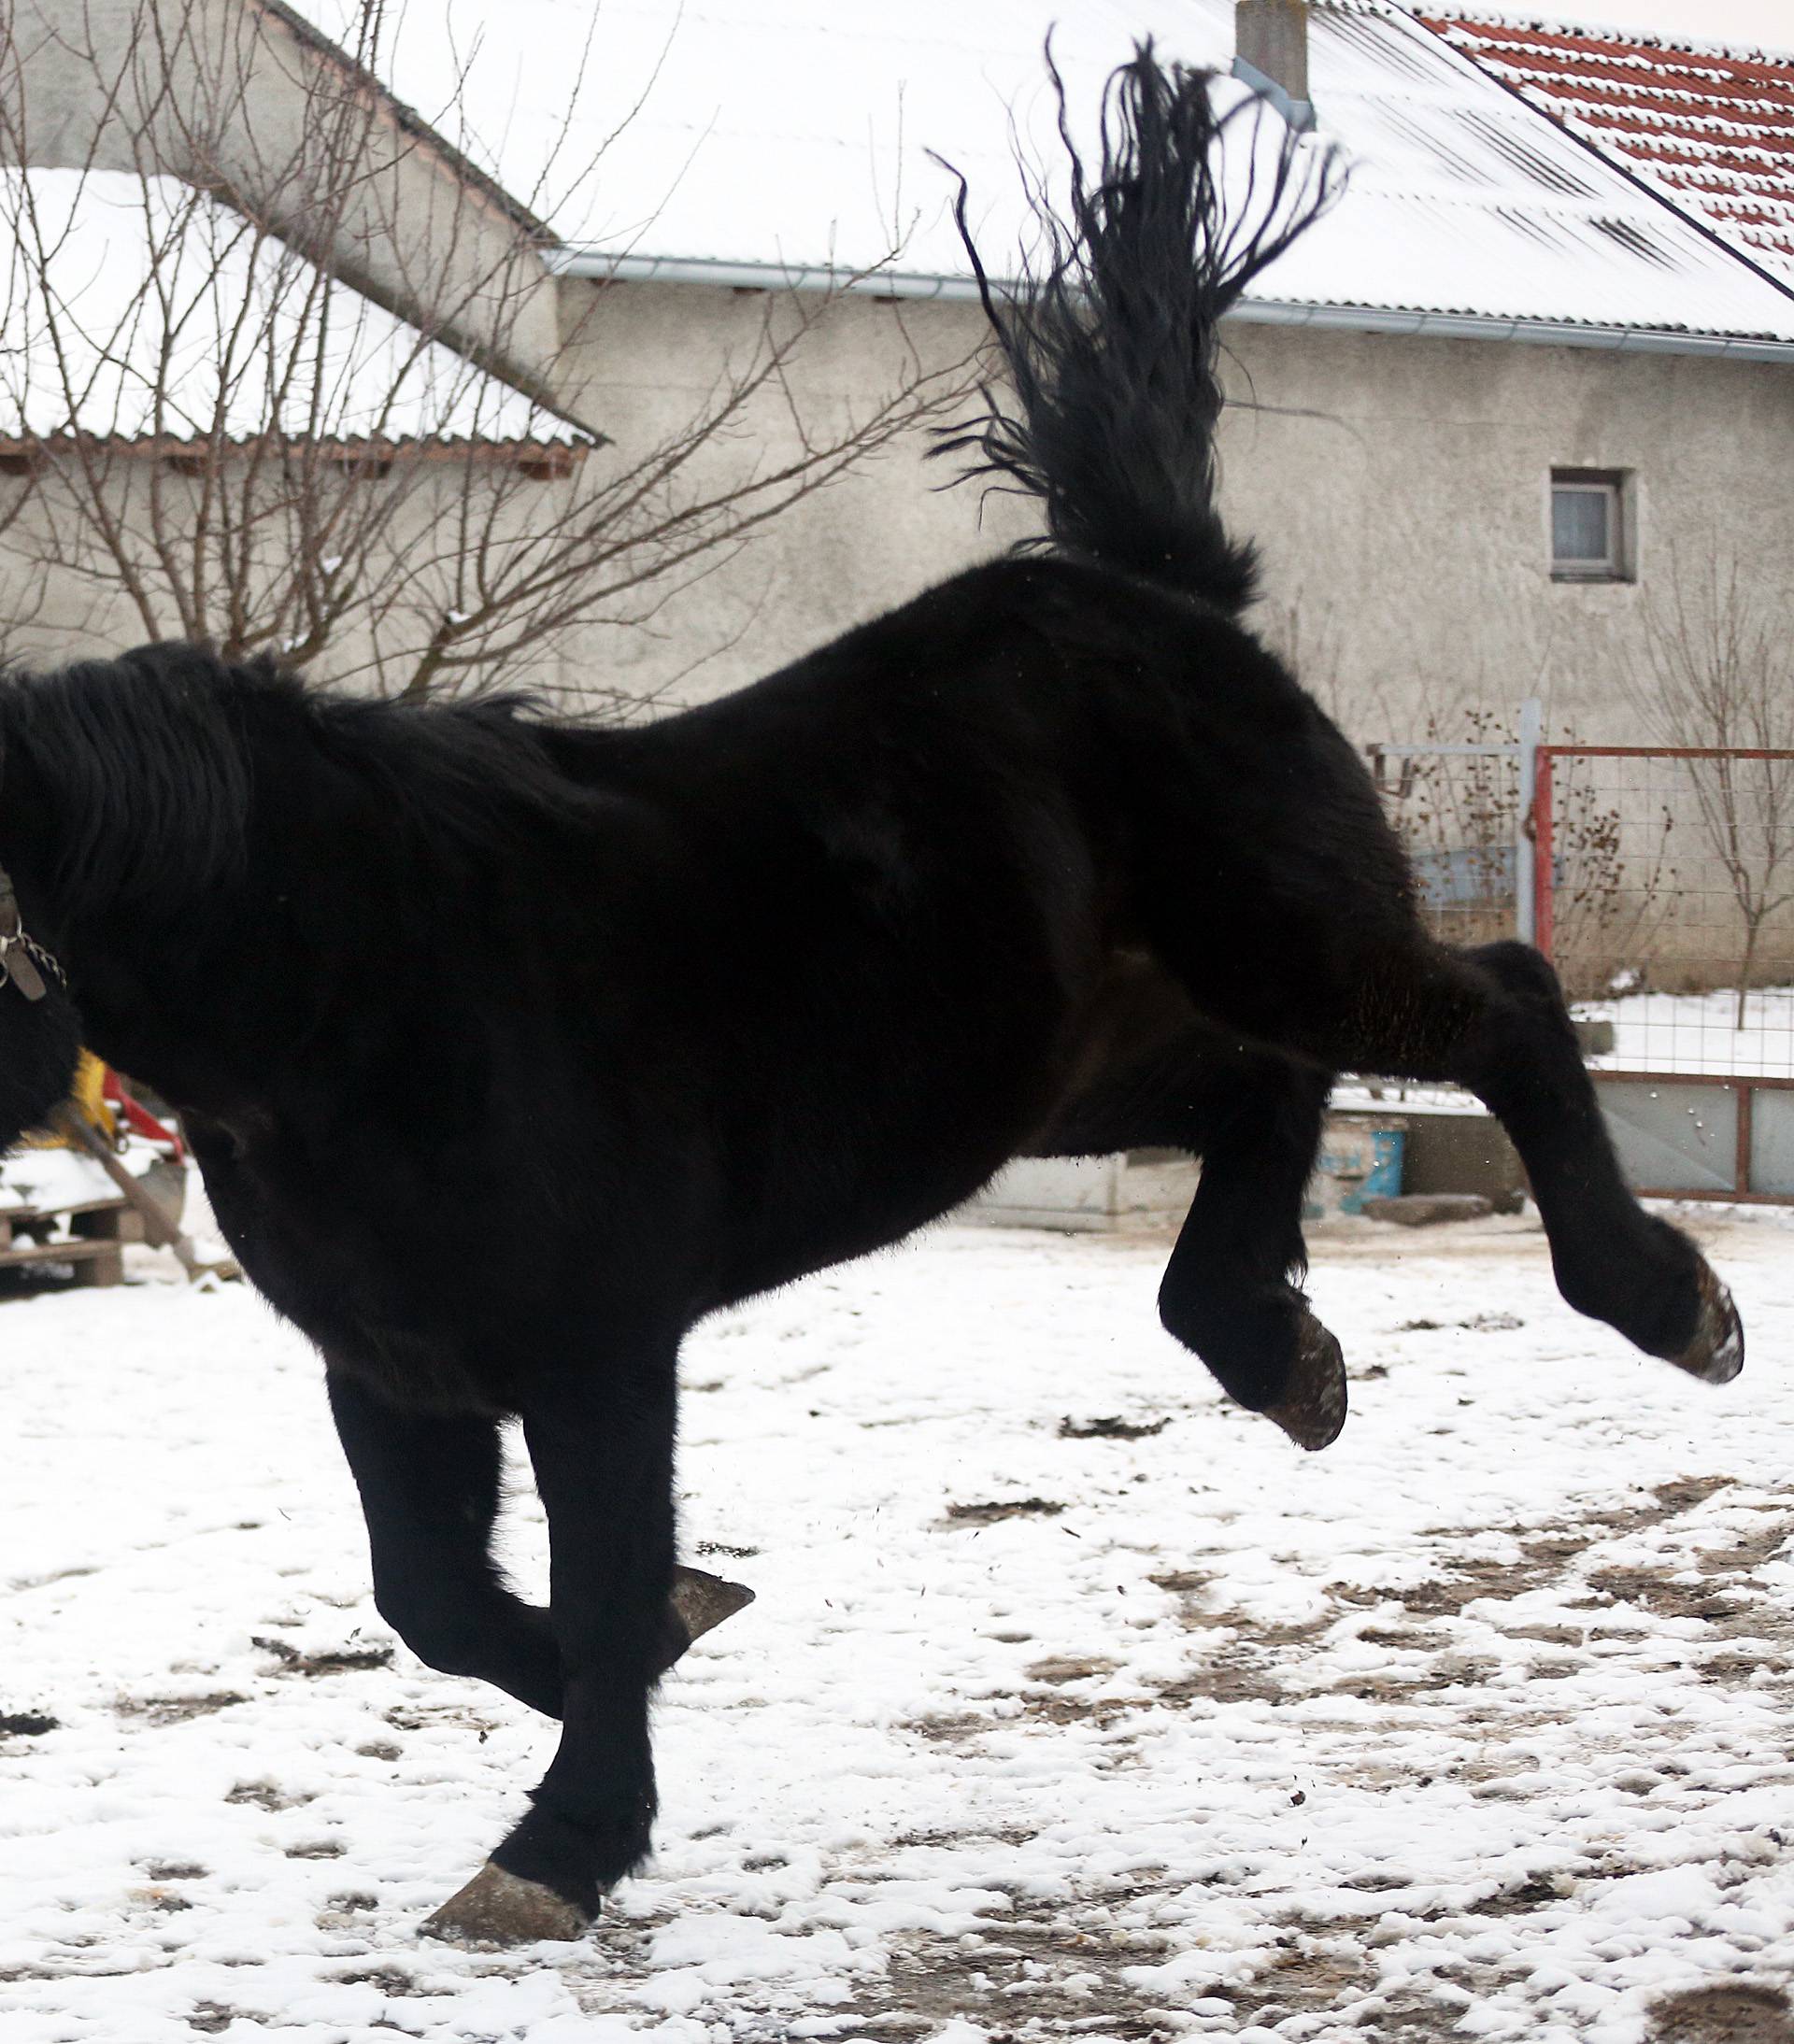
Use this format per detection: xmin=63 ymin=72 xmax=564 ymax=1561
xmin=671 ymin=1565 xmax=755 ymax=1643
xmin=420 ymin=1861 xmax=594 ymax=1946
xmin=1262 ymin=1313 xmax=1347 ymax=1452
xmin=1671 ymin=1262 xmax=1744 ymax=1385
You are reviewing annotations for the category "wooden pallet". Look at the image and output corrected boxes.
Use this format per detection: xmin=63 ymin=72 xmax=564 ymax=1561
xmin=0 ymin=1199 xmax=143 ymax=1286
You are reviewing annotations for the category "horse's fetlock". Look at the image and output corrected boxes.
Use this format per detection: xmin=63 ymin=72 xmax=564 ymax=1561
xmin=498 ymin=1792 xmax=653 ymax=1907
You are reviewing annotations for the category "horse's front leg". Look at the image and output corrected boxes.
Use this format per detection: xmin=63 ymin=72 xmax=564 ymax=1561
xmin=1152 ymin=1051 xmax=1344 ymax=1449
xmin=423 ymin=1332 xmax=680 ymax=1944
xmin=332 ymin=1367 xmax=749 ymax=1735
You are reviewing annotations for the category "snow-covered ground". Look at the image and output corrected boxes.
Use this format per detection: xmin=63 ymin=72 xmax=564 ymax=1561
xmin=1580 ymin=986 xmax=1794 ymax=1081
xmin=2 ymin=1208 xmax=1793 ymax=2044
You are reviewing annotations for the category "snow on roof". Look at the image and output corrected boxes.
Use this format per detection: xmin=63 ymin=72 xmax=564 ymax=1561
xmin=0 ymin=168 xmax=580 ymax=447
xmin=1419 ymin=10 xmax=1794 ymax=281
xmin=278 ymin=0 xmax=1794 ymax=345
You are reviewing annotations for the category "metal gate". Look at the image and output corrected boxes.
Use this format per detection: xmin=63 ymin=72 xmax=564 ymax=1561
xmin=1531 ymin=744 xmax=1794 ymax=1203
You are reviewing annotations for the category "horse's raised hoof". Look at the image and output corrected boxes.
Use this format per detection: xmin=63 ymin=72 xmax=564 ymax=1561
xmin=1669 ymin=1261 xmax=1744 ymax=1385
xmin=1261 ymin=1311 xmax=1347 ymax=1452
xmin=653 ymin=1565 xmax=756 ymax=1677
xmin=671 ymin=1565 xmax=755 ymax=1644
xmin=420 ymin=1861 xmax=594 ymax=1947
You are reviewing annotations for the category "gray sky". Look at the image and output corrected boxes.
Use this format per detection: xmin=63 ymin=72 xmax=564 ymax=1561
xmin=1513 ymin=1 xmax=1791 ymax=48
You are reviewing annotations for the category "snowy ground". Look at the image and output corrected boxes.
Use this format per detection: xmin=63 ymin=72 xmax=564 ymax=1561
xmin=1580 ymin=986 xmax=1794 ymax=1081
xmin=2 ymin=1208 xmax=1793 ymax=2044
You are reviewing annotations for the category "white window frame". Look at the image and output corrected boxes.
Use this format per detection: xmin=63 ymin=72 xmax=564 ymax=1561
xmin=1550 ymin=471 xmax=1629 ymax=582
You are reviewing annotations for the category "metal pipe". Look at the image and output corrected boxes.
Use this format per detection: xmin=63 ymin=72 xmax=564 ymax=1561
xmin=1516 ymin=695 xmax=1542 ymax=948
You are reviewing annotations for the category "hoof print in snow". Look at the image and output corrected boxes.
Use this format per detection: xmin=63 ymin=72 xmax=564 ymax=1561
xmin=420 ymin=1862 xmax=594 ymax=1947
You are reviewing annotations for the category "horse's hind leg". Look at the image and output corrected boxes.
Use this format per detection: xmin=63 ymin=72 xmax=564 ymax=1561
xmin=1154 ymin=1053 xmax=1345 ymax=1449
xmin=1185 ymin=933 xmax=1741 ymax=1384
xmin=1445 ymin=941 xmax=1741 ymax=1380
xmin=1036 ymin=1012 xmax=1344 ymax=1447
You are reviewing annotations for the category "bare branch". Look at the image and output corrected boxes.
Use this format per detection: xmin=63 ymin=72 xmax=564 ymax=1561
xmin=0 ymin=0 xmax=978 ymax=704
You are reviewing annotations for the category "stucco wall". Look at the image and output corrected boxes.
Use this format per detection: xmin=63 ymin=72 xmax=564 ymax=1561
xmin=544 ymin=277 xmax=1794 ymax=754
xmin=6 ymin=273 xmax=1789 ymax=756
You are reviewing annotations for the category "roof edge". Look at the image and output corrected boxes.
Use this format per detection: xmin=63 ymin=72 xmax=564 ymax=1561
xmin=251 ymin=0 xmax=558 ymax=245
xmin=553 ymin=249 xmax=1794 ymax=359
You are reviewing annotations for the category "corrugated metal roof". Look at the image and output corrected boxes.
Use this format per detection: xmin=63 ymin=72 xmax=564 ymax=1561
xmin=1418 ymin=11 xmax=1794 ymax=281
xmin=0 ymin=169 xmax=581 ymax=447
xmin=281 ymin=0 xmax=1794 ymax=343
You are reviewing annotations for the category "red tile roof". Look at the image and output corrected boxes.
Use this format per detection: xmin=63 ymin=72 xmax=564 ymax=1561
xmin=1418 ymin=13 xmax=1794 ymax=277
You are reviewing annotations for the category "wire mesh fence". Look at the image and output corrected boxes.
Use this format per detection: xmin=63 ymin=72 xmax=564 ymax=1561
xmin=1535 ymin=745 xmax=1794 ymax=1082
xmin=1368 ymin=714 xmax=1524 ymax=951
xmin=1364 ymin=731 xmax=1794 ymax=1199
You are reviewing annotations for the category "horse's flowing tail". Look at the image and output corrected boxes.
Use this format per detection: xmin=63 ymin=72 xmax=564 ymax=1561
xmin=936 ymin=43 xmax=1343 ymax=614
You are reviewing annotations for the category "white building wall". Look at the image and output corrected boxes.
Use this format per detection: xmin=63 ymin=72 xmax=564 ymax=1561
xmin=543 ymin=277 xmax=1794 ymax=749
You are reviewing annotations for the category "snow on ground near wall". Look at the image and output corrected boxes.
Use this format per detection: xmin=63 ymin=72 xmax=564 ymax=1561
xmin=2 ymin=1212 xmax=1793 ymax=2043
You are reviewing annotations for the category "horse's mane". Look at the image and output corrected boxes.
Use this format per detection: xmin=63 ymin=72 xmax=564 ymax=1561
xmin=0 ymin=643 xmax=583 ymax=923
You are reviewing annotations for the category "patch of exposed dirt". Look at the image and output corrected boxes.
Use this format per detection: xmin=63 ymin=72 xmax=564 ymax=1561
xmin=225 ymin=1780 xmax=311 ymax=1811
xmin=128 ymin=1886 xmax=193 ymax=1914
xmin=383 ymin=1701 xmax=497 ymax=1733
xmin=1585 ymin=1571 xmax=1748 ymax=1624
xmin=1147 ymin=1568 xmax=1207 ymax=1595
xmin=945 ymin=1498 xmax=1065 ymax=1526
xmin=188 ymin=2005 xmax=238 ymax=2036
xmin=890 ymin=1824 xmax=1037 ymax=1850
xmin=902 ymin=1710 xmax=990 ymax=1745
xmin=851 ymin=1921 xmax=1182 ymax=2042
xmin=1479 ymin=1872 xmax=1571 ymax=1914
xmin=1397 ymin=1312 xmax=1523 ymax=1333
xmin=1698 ymin=1517 xmax=1794 ymax=1578
xmin=1058 ymin=1415 xmax=1170 ymax=1441
xmin=1650 ymin=1984 xmax=1794 ymax=2044
xmin=0 ymin=1710 xmax=58 ymax=1736
xmin=1394 ymin=1478 xmax=1751 ymax=1622
xmin=1025 ymin=1654 xmax=1121 ymax=1685
xmin=333 ymin=1966 xmax=428 ymax=1996
xmin=253 ymin=1635 xmax=393 ymax=1676
xmin=1217 ymin=1943 xmax=1371 ymax=2028
xmin=115 ymin=1692 xmax=247 ymax=1726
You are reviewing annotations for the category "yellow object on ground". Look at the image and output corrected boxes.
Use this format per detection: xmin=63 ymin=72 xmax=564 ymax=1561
xmin=20 ymin=1052 xmax=117 ymax=1150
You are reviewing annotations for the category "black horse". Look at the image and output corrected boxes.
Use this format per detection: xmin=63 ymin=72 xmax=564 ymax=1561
xmin=0 ymin=50 xmax=1740 ymax=1943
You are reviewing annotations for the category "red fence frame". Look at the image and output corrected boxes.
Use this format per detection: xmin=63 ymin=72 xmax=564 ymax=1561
xmin=1531 ymin=744 xmax=1794 ymax=1203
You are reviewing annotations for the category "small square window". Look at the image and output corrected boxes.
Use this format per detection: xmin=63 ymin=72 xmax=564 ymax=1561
xmin=1551 ymin=469 xmax=1630 ymax=581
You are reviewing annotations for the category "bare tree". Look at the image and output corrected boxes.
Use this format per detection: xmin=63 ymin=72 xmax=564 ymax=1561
xmin=1633 ymin=552 xmax=1794 ymax=1027
xmin=0 ymin=0 xmax=976 ymax=705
